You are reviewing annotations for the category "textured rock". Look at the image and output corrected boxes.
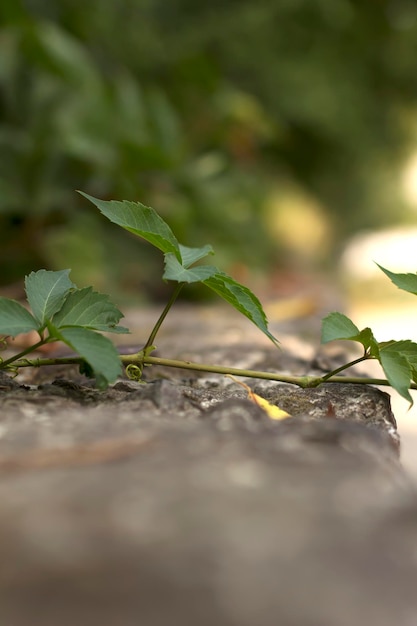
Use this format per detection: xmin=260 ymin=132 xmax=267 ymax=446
xmin=0 ymin=332 xmax=415 ymax=625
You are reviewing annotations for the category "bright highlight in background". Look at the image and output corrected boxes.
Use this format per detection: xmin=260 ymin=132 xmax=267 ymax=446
xmin=402 ymin=151 xmax=417 ymax=207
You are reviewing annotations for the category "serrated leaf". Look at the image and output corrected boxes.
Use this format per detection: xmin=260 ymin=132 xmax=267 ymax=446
xmin=379 ymin=346 xmax=413 ymax=403
xmin=203 ymin=272 xmax=279 ymax=346
xmin=179 ymin=244 xmax=214 ymax=268
xmin=0 ymin=298 xmax=40 ymax=337
xmin=163 ymin=253 xmax=218 ymax=283
xmin=321 ymin=312 xmax=360 ymax=343
xmin=24 ymin=269 xmax=75 ymax=325
xmin=56 ymin=326 xmax=122 ymax=388
xmin=79 ymin=192 xmax=181 ymax=260
xmin=377 ymin=264 xmax=417 ymax=295
xmin=52 ymin=287 xmax=128 ymax=333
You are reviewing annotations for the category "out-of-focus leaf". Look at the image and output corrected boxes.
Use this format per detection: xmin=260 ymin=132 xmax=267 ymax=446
xmin=227 ymin=376 xmax=291 ymax=419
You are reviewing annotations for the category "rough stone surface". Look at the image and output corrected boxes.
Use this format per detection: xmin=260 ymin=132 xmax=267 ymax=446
xmin=0 ymin=310 xmax=416 ymax=626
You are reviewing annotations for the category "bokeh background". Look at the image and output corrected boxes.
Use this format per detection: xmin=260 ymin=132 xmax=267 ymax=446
xmin=2 ymin=0 xmax=417 ymax=301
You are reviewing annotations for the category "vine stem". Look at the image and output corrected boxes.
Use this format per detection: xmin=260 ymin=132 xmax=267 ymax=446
xmin=318 ymin=353 xmax=371 ymax=382
xmin=140 ymin=355 xmax=417 ymax=390
xmin=142 ymin=283 xmax=185 ymax=352
xmin=0 ymin=338 xmax=49 ymax=368
xmin=5 ymin=352 xmax=417 ymax=391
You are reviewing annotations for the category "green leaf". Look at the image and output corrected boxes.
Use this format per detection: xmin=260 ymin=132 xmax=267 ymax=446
xmin=321 ymin=312 xmax=360 ymax=343
xmin=379 ymin=346 xmax=413 ymax=403
xmin=163 ymin=253 xmax=218 ymax=283
xmin=56 ymin=326 xmax=122 ymax=388
xmin=321 ymin=314 xmax=380 ymax=356
xmin=380 ymin=340 xmax=417 ymax=396
xmin=179 ymin=244 xmax=214 ymax=268
xmin=79 ymin=192 xmax=181 ymax=260
xmin=52 ymin=287 xmax=129 ymax=333
xmin=0 ymin=298 xmax=40 ymax=337
xmin=203 ymin=271 xmax=279 ymax=346
xmin=355 ymin=327 xmax=380 ymax=356
xmin=385 ymin=340 xmax=417 ymax=366
xmin=377 ymin=264 xmax=417 ymax=295
xmin=25 ymin=269 xmax=75 ymax=325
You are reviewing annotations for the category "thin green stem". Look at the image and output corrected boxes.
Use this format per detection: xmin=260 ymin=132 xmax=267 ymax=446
xmin=9 ymin=352 xmax=417 ymax=392
xmin=0 ymin=338 xmax=49 ymax=368
xmin=319 ymin=353 xmax=371 ymax=382
xmin=316 ymin=375 xmax=407 ymax=387
xmin=15 ymin=356 xmax=82 ymax=368
xmin=142 ymin=283 xmax=185 ymax=352
xmin=141 ymin=355 xmax=315 ymax=386
xmin=140 ymin=355 xmax=415 ymax=390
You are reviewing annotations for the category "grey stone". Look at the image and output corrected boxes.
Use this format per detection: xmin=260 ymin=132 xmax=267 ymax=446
xmin=0 ymin=340 xmax=414 ymax=626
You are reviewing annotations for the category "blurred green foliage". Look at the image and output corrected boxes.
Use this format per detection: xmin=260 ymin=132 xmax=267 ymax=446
xmin=1 ymin=0 xmax=417 ymax=295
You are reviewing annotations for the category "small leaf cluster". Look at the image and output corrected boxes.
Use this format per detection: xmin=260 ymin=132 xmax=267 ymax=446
xmin=0 ymin=191 xmax=278 ymax=389
xmin=2 ymin=191 xmax=417 ymax=406
xmin=79 ymin=192 xmax=278 ymax=346
xmin=0 ymin=270 xmax=128 ymax=388
xmin=322 ymin=265 xmax=417 ymax=403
